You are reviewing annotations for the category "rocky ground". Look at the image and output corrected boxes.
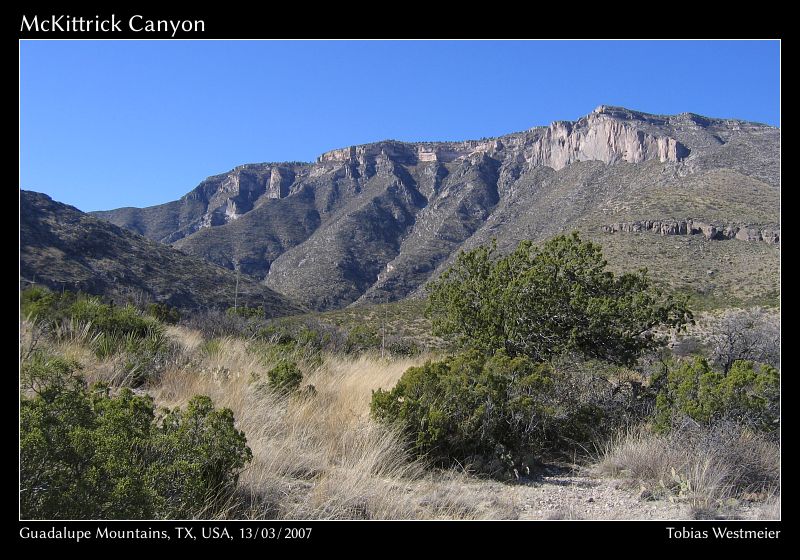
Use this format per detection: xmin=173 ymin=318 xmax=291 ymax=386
xmin=510 ymin=470 xmax=686 ymax=520
xmin=464 ymin=466 xmax=777 ymax=520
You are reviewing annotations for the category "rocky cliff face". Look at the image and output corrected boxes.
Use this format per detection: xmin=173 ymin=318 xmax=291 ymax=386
xmin=93 ymin=163 xmax=310 ymax=245
xmin=317 ymin=106 xmax=689 ymax=171
xmin=524 ymin=107 xmax=689 ymax=169
xmin=91 ymin=106 xmax=780 ymax=311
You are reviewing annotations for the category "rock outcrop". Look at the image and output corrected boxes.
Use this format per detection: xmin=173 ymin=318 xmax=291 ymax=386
xmin=524 ymin=108 xmax=689 ymax=170
xmin=602 ymin=219 xmax=780 ymax=245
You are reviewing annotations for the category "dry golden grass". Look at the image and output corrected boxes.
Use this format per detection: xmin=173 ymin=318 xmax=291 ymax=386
xmin=148 ymin=328 xmax=516 ymax=519
xmin=22 ymin=319 xmax=507 ymax=519
xmin=22 ymin=319 xmax=779 ymax=520
xmin=596 ymin=424 xmax=780 ymax=519
xmin=755 ymin=493 xmax=781 ymax=520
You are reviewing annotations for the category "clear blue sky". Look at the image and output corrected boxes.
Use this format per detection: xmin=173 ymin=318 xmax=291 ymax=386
xmin=20 ymin=40 xmax=780 ymax=212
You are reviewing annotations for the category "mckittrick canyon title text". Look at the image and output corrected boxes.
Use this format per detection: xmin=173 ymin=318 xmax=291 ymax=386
xmin=20 ymin=15 xmax=205 ymax=37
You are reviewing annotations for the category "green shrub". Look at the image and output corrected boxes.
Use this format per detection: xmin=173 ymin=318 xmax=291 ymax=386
xmin=267 ymin=359 xmax=303 ymax=393
xmin=70 ymin=299 xmax=161 ymax=340
xmin=20 ymin=351 xmax=84 ymax=399
xmin=20 ymin=353 xmax=252 ymax=519
xmin=388 ymin=339 xmax=421 ymax=357
xmin=21 ymin=288 xmax=163 ymax=350
xmin=226 ymin=305 xmax=264 ymax=320
xmin=371 ymin=351 xmax=639 ymax=477
xmin=20 ymin=286 xmax=57 ymax=320
xmin=652 ymin=357 xmax=779 ymax=433
xmin=21 ymin=287 xmax=82 ymax=324
xmin=252 ymin=319 xmax=353 ymax=355
xmin=346 ymin=324 xmax=380 ymax=353
xmin=256 ymin=324 xmax=294 ymax=345
xmin=426 ymin=233 xmax=692 ymax=366
xmin=152 ymin=395 xmax=253 ymax=518
xmin=296 ymin=327 xmax=328 ymax=349
xmin=289 ymin=327 xmax=328 ymax=364
xmin=146 ymin=302 xmax=181 ymax=325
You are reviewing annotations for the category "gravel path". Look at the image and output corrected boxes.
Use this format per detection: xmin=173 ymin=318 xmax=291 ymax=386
xmin=468 ymin=466 xmax=776 ymax=520
xmin=508 ymin=472 xmax=685 ymax=520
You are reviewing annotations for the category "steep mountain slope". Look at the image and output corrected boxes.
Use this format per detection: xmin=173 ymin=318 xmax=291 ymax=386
xmin=20 ymin=190 xmax=303 ymax=315
xmin=93 ymin=106 xmax=780 ymax=311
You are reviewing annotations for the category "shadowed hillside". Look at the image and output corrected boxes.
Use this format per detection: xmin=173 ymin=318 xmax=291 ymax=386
xmin=21 ymin=190 xmax=303 ymax=315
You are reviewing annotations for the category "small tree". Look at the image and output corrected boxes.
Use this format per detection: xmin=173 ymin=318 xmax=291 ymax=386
xmin=345 ymin=324 xmax=381 ymax=353
xmin=427 ymin=233 xmax=692 ymax=367
xmin=152 ymin=395 xmax=253 ymax=517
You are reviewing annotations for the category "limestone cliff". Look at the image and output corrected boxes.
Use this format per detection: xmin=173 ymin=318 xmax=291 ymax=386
xmin=317 ymin=105 xmax=689 ymax=170
xmin=602 ymin=219 xmax=780 ymax=245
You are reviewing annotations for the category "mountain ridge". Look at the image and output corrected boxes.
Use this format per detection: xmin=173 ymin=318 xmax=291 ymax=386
xmin=87 ymin=106 xmax=779 ymax=311
xmin=94 ymin=104 xmax=776 ymax=245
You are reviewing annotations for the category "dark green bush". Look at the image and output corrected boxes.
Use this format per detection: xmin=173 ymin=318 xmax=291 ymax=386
xmin=371 ymin=351 xmax=641 ymax=477
xmin=256 ymin=324 xmax=294 ymax=345
xmin=69 ymin=298 xmax=162 ymax=340
xmin=146 ymin=302 xmax=181 ymax=325
xmin=21 ymin=287 xmax=83 ymax=324
xmin=652 ymin=357 xmax=779 ymax=433
xmin=346 ymin=324 xmax=380 ymax=353
xmin=267 ymin=359 xmax=303 ymax=393
xmin=21 ymin=286 xmax=58 ymax=320
xmin=251 ymin=318 xmax=361 ymax=356
xmin=387 ymin=338 xmax=421 ymax=357
xmin=152 ymin=395 xmax=253 ymax=518
xmin=20 ymin=354 xmax=252 ymax=519
xmin=21 ymin=288 xmax=162 ymax=347
xmin=295 ymin=327 xmax=328 ymax=349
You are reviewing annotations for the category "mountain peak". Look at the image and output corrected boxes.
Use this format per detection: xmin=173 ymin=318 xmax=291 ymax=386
xmin=592 ymin=104 xmax=615 ymax=114
xmin=588 ymin=104 xmax=669 ymax=122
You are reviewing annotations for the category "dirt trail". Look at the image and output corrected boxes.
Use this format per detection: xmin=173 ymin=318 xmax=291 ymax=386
xmin=466 ymin=467 xmax=774 ymax=520
xmin=507 ymin=472 xmax=684 ymax=520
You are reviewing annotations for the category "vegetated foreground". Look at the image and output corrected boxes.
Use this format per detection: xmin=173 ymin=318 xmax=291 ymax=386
xmin=19 ymin=235 xmax=779 ymax=520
